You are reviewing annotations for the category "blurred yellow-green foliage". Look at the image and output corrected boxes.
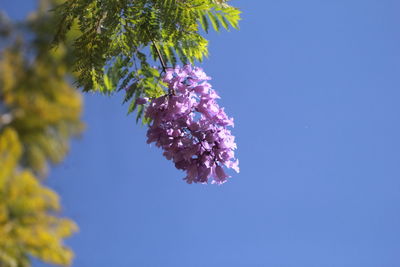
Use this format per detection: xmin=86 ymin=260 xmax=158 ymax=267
xmin=0 ymin=45 xmax=83 ymax=177
xmin=0 ymin=128 xmax=77 ymax=267
xmin=0 ymin=0 xmax=84 ymax=265
xmin=0 ymin=0 xmax=84 ymax=176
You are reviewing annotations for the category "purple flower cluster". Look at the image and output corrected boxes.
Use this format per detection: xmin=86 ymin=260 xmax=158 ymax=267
xmin=145 ymin=65 xmax=239 ymax=184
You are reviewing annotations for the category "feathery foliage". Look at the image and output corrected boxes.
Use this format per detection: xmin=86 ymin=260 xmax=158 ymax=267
xmin=53 ymin=0 xmax=241 ymax=122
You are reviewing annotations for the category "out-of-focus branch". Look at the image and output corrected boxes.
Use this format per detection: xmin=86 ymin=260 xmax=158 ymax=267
xmin=0 ymin=113 xmax=13 ymax=128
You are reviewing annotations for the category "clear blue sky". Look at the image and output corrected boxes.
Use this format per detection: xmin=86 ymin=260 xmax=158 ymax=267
xmin=3 ymin=0 xmax=400 ymax=266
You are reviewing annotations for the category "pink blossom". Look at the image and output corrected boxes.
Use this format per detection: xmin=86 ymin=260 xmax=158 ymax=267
xmin=145 ymin=65 xmax=239 ymax=184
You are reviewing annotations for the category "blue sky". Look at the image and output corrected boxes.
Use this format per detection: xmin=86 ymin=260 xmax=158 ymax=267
xmin=3 ymin=0 xmax=400 ymax=266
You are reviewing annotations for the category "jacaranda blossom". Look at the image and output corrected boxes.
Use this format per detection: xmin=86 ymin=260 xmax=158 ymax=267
xmin=145 ymin=65 xmax=239 ymax=184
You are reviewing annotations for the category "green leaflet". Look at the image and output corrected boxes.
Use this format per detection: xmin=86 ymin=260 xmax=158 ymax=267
xmin=53 ymin=0 xmax=241 ymax=121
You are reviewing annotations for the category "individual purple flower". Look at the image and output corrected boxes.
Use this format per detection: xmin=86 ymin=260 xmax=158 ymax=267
xmin=136 ymin=97 xmax=148 ymax=105
xmin=145 ymin=65 xmax=239 ymax=184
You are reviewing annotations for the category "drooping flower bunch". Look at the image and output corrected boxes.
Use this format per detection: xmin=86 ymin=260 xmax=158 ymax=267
xmin=145 ymin=65 xmax=239 ymax=184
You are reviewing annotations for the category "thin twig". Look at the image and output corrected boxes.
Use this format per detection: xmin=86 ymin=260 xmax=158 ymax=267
xmin=151 ymin=39 xmax=167 ymax=73
xmin=150 ymin=39 xmax=176 ymax=95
